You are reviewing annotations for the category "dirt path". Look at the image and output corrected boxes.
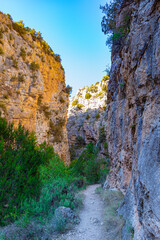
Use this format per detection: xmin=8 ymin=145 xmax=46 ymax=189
xmin=55 ymin=184 xmax=107 ymax=240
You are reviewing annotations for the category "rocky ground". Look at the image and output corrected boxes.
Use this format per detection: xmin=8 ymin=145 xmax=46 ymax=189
xmin=54 ymin=184 xmax=107 ymax=240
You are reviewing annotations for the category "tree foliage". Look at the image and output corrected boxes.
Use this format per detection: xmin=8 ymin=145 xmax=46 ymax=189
xmin=100 ymin=0 xmax=132 ymax=48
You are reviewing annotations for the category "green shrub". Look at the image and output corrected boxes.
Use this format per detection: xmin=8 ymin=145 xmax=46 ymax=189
xmin=69 ymin=143 xmax=101 ymax=184
xmin=102 ymin=85 xmax=108 ymax=93
xmin=39 ymin=104 xmax=51 ymax=118
xmin=10 ymin=75 xmax=18 ymax=82
xmin=100 ymin=0 xmax=132 ymax=48
xmin=54 ymin=54 xmax=61 ymax=62
xmin=12 ymin=21 xmax=27 ymax=36
xmin=64 ymin=85 xmax=72 ymax=97
xmin=75 ymin=136 xmax=85 ymax=148
xmin=99 ymin=126 xmax=106 ymax=143
xmin=18 ymin=73 xmax=25 ymax=83
xmin=0 ymin=32 xmax=3 ymax=39
xmin=95 ymin=113 xmax=100 ymax=119
xmin=30 ymin=61 xmax=39 ymax=71
xmin=12 ymin=58 xmax=18 ymax=69
xmin=101 ymin=75 xmax=109 ymax=82
xmin=72 ymin=99 xmax=78 ymax=106
xmin=20 ymin=48 xmax=26 ymax=61
xmin=9 ymin=33 xmax=13 ymax=40
xmin=0 ymin=115 xmax=85 ymax=229
xmin=77 ymin=104 xmax=84 ymax=110
xmin=86 ymin=114 xmax=90 ymax=120
xmin=85 ymin=92 xmax=92 ymax=99
xmin=88 ymin=84 xmax=98 ymax=93
xmin=0 ymin=47 xmax=3 ymax=55
xmin=0 ymin=117 xmax=54 ymax=226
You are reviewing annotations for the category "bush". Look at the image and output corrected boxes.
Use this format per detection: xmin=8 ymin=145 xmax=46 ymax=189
xmin=0 ymin=117 xmax=54 ymax=226
xmin=86 ymin=114 xmax=90 ymax=120
xmin=71 ymin=143 xmax=110 ymax=185
xmin=20 ymin=48 xmax=26 ymax=61
xmin=30 ymin=61 xmax=39 ymax=71
xmin=85 ymin=92 xmax=92 ymax=99
xmin=100 ymin=0 xmax=132 ymax=48
xmin=72 ymin=99 xmax=78 ymax=106
xmin=0 ymin=115 xmax=85 ymax=230
xmin=95 ymin=113 xmax=100 ymax=119
xmin=77 ymin=104 xmax=84 ymax=110
xmin=12 ymin=21 xmax=26 ymax=36
xmin=0 ymin=47 xmax=4 ymax=55
xmin=101 ymin=75 xmax=109 ymax=82
xmin=18 ymin=73 xmax=25 ymax=83
xmin=64 ymin=85 xmax=72 ymax=97
xmin=54 ymin=54 xmax=61 ymax=62
xmin=75 ymin=136 xmax=85 ymax=148
xmin=0 ymin=32 xmax=3 ymax=39
xmin=99 ymin=126 xmax=106 ymax=143
xmin=12 ymin=58 xmax=18 ymax=69
xmin=88 ymin=84 xmax=98 ymax=93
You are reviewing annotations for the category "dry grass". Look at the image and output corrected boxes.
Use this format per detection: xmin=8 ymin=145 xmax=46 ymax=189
xmin=96 ymin=187 xmax=124 ymax=240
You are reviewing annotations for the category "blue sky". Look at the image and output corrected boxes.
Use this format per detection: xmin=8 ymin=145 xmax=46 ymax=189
xmin=0 ymin=0 xmax=110 ymax=96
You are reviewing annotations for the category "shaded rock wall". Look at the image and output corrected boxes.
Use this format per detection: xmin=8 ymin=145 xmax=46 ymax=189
xmin=104 ymin=0 xmax=160 ymax=239
xmin=0 ymin=12 xmax=70 ymax=163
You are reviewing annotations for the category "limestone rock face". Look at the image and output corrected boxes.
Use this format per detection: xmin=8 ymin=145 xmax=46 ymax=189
xmin=67 ymin=79 xmax=108 ymax=159
xmin=0 ymin=12 xmax=70 ymax=163
xmin=104 ymin=0 xmax=160 ymax=239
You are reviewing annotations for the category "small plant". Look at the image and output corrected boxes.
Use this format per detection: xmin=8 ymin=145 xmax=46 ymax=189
xmin=72 ymin=99 xmax=78 ymax=106
xmin=0 ymin=47 xmax=3 ymax=55
xmin=20 ymin=47 xmax=26 ymax=61
xmin=102 ymin=75 xmax=109 ymax=82
xmin=30 ymin=61 xmax=39 ymax=71
xmin=77 ymin=104 xmax=84 ymax=110
xmin=75 ymin=136 xmax=85 ymax=148
xmin=99 ymin=126 xmax=106 ymax=143
xmin=37 ymin=94 xmax=43 ymax=105
xmin=12 ymin=58 xmax=18 ymax=69
xmin=18 ymin=73 xmax=25 ymax=83
xmin=54 ymin=54 xmax=61 ymax=62
xmin=102 ymin=85 xmax=108 ymax=93
xmin=39 ymin=104 xmax=51 ymax=118
xmin=95 ymin=113 xmax=100 ymax=119
xmin=64 ymin=85 xmax=72 ymax=96
xmin=10 ymin=75 xmax=18 ymax=81
xmin=60 ymin=96 xmax=65 ymax=103
xmin=9 ymin=33 xmax=13 ymax=40
xmin=0 ymin=32 xmax=3 ymax=39
xmin=0 ymin=102 xmax=7 ymax=114
xmin=86 ymin=114 xmax=90 ymax=120
xmin=89 ymin=84 xmax=98 ymax=93
xmin=12 ymin=20 xmax=26 ymax=36
xmin=85 ymin=92 xmax=92 ymax=99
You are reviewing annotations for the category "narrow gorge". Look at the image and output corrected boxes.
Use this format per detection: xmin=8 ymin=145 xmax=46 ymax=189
xmin=0 ymin=0 xmax=160 ymax=239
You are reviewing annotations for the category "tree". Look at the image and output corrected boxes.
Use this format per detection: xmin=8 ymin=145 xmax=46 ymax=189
xmin=100 ymin=0 xmax=131 ymax=48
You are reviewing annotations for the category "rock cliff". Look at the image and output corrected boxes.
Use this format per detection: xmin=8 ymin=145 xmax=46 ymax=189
xmin=103 ymin=0 xmax=160 ymax=239
xmin=67 ymin=78 xmax=108 ymax=159
xmin=0 ymin=12 xmax=70 ymax=163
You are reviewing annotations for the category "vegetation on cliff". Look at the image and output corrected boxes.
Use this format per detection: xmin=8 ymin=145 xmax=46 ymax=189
xmin=100 ymin=0 xmax=132 ymax=48
xmin=0 ymin=116 xmax=109 ymax=239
